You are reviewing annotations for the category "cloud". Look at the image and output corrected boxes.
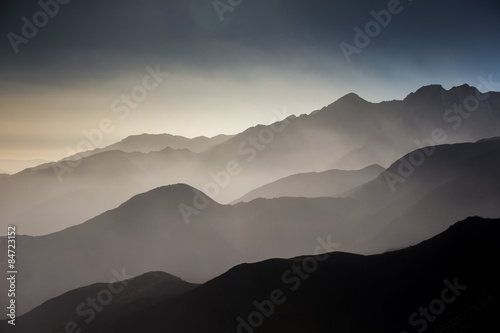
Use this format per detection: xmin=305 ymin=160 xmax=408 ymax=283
xmin=0 ymin=0 xmax=499 ymax=159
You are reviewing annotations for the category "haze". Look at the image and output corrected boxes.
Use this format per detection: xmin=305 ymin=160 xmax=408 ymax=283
xmin=1 ymin=0 xmax=499 ymax=161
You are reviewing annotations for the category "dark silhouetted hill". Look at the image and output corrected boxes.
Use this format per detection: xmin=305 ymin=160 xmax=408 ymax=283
xmin=3 ymin=217 xmax=497 ymax=333
xmin=0 ymin=271 xmax=197 ymax=333
xmin=111 ymin=217 xmax=500 ymax=333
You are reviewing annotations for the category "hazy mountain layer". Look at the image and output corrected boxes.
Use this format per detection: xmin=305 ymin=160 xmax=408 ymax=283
xmin=63 ymin=133 xmax=234 ymax=159
xmin=0 ymin=84 xmax=499 ymax=235
xmin=2 ymin=136 xmax=500 ymax=317
xmin=0 ymin=159 xmax=50 ymax=175
xmin=234 ymin=164 xmax=384 ymax=203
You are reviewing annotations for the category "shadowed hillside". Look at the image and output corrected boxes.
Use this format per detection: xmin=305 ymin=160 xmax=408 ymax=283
xmin=111 ymin=217 xmax=500 ymax=333
xmin=0 ymin=271 xmax=197 ymax=333
xmin=2 ymin=217 xmax=498 ymax=333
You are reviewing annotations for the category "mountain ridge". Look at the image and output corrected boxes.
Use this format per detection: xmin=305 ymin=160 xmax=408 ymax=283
xmin=2 ymin=136 xmax=500 ymax=317
xmin=1 ymin=84 xmax=499 ymax=235
xmin=4 ymin=216 xmax=496 ymax=333
xmin=234 ymin=164 xmax=384 ymax=203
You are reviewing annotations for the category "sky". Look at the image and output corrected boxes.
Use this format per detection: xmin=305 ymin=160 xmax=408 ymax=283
xmin=0 ymin=0 xmax=499 ymax=161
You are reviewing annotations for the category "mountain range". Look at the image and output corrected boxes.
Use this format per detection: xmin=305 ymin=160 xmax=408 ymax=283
xmin=1 ymin=135 xmax=500 ymax=317
xmin=1 ymin=84 xmax=499 ymax=236
xmin=1 ymin=84 xmax=500 ymax=330
xmin=62 ymin=133 xmax=234 ymax=159
xmin=2 ymin=216 xmax=498 ymax=333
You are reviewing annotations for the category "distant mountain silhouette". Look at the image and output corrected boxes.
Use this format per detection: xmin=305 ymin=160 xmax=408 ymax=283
xmin=63 ymin=133 xmax=234 ymax=160
xmin=3 ymin=217 xmax=498 ymax=332
xmin=0 ymin=84 xmax=498 ymax=235
xmin=234 ymin=164 xmax=383 ymax=203
xmin=0 ymin=148 xmax=202 ymax=235
xmin=349 ymin=136 xmax=500 ymax=253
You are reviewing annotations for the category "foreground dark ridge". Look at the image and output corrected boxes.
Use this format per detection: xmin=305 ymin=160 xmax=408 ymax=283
xmin=3 ymin=216 xmax=498 ymax=333
xmin=0 ymin=271 xmax=197 ymax=333
xmin=113 ymin=216 xmax=500 ymax=333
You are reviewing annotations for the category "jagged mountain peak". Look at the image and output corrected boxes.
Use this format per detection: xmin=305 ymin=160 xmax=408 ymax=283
xmin=403 ymin=84 xmax=446 ymax=103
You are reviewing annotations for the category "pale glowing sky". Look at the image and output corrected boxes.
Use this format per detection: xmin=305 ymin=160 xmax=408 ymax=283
xmin=0 ymin=0 xmax=499 ymax=161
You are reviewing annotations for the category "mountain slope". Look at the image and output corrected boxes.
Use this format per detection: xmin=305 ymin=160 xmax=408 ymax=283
xmin=234 ymin=164 xmax=384 ymax=203
xmin=5 ymin=217 xmax=496 ymax=333
xmin=111 ymin=217 xmax=500 ymax=333
xmin=360 ymin=144 xmax=500 ymax=253
xmin=0 ymin=271 xmax=197 ymax=333
xmin=0 ymin=184 xmax=356 ymax=317
xmin=348 ymin=136 xmax=500 ymax=252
